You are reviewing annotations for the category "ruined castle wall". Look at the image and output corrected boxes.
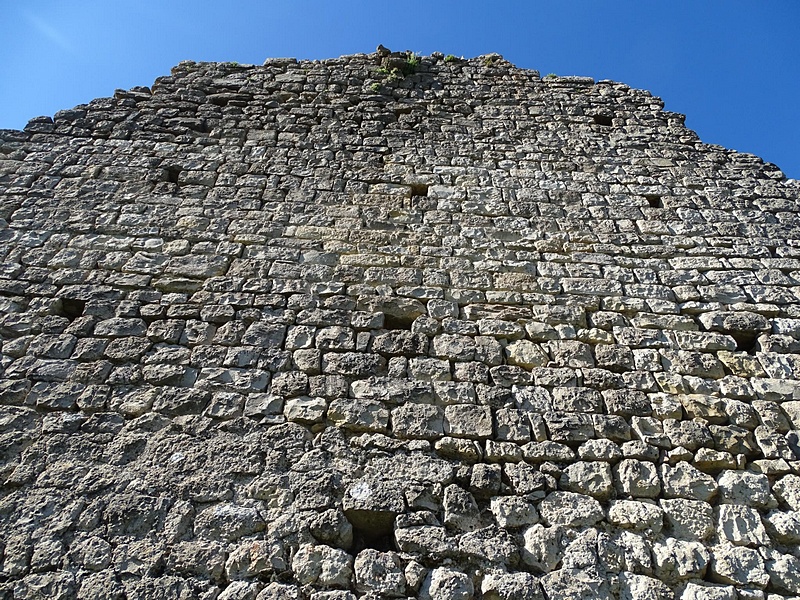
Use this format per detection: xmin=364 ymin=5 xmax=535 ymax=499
xmin=1 ymin=51 xmax=800 ymax=599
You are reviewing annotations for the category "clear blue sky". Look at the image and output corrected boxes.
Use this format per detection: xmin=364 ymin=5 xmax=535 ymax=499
xmin=2 ymin=1 xmax=798 ymax=179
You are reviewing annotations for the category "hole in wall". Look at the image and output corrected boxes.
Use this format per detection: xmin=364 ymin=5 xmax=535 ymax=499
xmin=645 ymin=195 xmax=663 ymax=208
xmin=731 ymin=332 xmax=759 ymax=355
xmin=593 ymin=114 xmax=613 ymax=127
xmin=383 ymin=313 xmax=415 ymax=331
xmin=59 ymin=298 xmax=86 ymax=321
xmin=351 ymin=529 xmax=396 ymax=553
xmin=165 ymin=166 xmax=181 ymax=185
xmin=409 ymin=183 xmax=429 ymax=197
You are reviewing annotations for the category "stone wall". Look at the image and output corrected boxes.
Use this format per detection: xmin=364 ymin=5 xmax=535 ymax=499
xmin=1 ymin=49 xmax=800 ymax=599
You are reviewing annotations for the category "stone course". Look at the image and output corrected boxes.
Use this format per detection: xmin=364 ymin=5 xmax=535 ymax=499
xmin=1 ymin=47 xmax=800 ymax=598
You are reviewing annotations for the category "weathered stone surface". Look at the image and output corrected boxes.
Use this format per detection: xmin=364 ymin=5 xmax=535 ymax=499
xmin=292 ymin=544 xmax=353 ymax=588
xmin=539 ymin=491 xmax=604 ymax=527
xmin=559 ymin=461 xmax=614 ymax=499
xmin=614 ymin=458 xmax=661 ymax=498
xmin=353 ymin=549 xmax=405 ymax=597
xmin=661 ymin=498 xmax=714 ymax=541
xmin=608 ymin=499 xmax=663 ymax=533
xmin=2 ymin=48 xmax=800 ymax=600
xmin=419 ymin=567 xmax=473 ymax=600
xmin=660 ymin=462 xmax=718 ymax=502
xmin=481 ymin=570 xmax=543 ymax=600
xmin=709 ymin=543 xmax=768 ymax=587
xmin=716 ymin=503 xmax=769 ymax=546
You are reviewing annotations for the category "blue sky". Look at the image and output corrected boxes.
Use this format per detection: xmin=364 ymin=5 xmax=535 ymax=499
xmin=2 ymin=1 xmax=798 ymax=179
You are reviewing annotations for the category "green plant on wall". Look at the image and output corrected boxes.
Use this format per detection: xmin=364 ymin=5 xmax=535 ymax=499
xmin=404 ymin=52 xmax=419 ymax=73
xmin=372 ymin=51 xmax=420 ymax=90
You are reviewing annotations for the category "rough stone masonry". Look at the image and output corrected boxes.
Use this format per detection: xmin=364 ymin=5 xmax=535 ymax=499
xmin=1 ymin=47 xmax=800 ymax=599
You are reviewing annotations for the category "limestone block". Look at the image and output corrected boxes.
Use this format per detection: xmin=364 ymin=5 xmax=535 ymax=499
xmin=292 ymin=544 xmax=353 ymax=588
xmin=539 ymin=491 xmax=603 ymax=527
xmin=470 ymin=463 xmax=502 ymax=498
xmin=478 ymin=318 xmax=526 ymax=339
xmin=392 ymin=403 xmax=445 ymax=439
xmin=592 ymin=414 xmax=632 ymax=442
xmin=458 ymin=526 xmax=519 ymax=564
xmin=432 ymin=334 xmax=475 ymax=361
xmin=551 ymin=386 xmax=602 ymax=413
xmin=716 ymin=470 xmax=775 ymax=508
xmin=315 ymin=326 xmax=356 ymax=351
xmin=435 ymin=437 xmax=483 ymax=462
xmin=444 ymin=404 xmax=492 ymax=439
xmin=594 ymin=343 xmax=635 ymax=372
xmin=709 ymin=424 xmax=758 ymax=456
xmin=753 ymin=425 xmax=794 ymax=460
xmin=243 ymin=393 xmax=283 ymax=418
xmin=602 ymin=388 xmax=651 ymax=417
xmin=505 ymin=339 xmax=548 ymax=369
xmin=490 ymin=495 xmax=539 ymax=528
xmin=503 ymin=462 xmax=548 ymax=496
xmin=540 ymin=568 xmax=611 ymax=600
xmin=660 ymin=462 xmax=718 ymax=502
xmin=618 ymin=573 xmax=672 ymax=600
xmin=662 ymin=351 xmax=725 ymax=379
xmin=322 ymin=352 xmax=385 ymax=377
xmin=660 ymin=499 xmax=714 ymax=541
xmin=11 ymin=572 xmax=77 ymax=600
xmin=512 ymin=384 xmax=552 ymax=412
xmin=94 ymin=317 xmax=147 ymax=337
xmin=716 ymin=504 xmax=768 ymax=546
xmin=194 ymin=503 xmax=266 ymax=542
xmin=225 ymin=539 xmax=288 ymax=580
xmin=442 ymin=484 xmax=481 ymax=532
xmin=752 ymin=399 xmax=791 ymax=431
xmin=545 ymin=412 xmax=594 ymax=443
xmin=241 ymin=322 xmax=286 ymax=347
xmin=773 ymin=473 xmax=800 ymax=510
xmin=764 ymin=550 xmax=800 ymax=594
xmin=764 ymin=509 xmax=800 ymax=543
xmin=547 ymin=340 xmax=594 ymax=368
xmin=680 ymin=582 xmax=736 ymax=600
xmin=408 ymin=357 xmax=451 ymax=381
xmin=328 ymin=398 xmax=389 ymax=433
xmin=608 ymin=500 xmax=663 ymax=533
xmin=577 ymin=438 xmax=623 ymax=462
xmin=559 ymin=461 xmax=614 ymax=500
xmin=218 ymin=582 xmax=262 ymax=600
xmin=521 ymin=524 xmax=570 ymax=573
xmin=652 ymin=539 xmax=710 ymax=583
xmin=353 ymin=549 xmax=405 ymax=597
xmin=67 ymin=534 xmax=113 ymax=572
xmin=481 ymin=570 xmax=543 ymax=600
xmin=677 ymin=394 xmax=727 ymax=423
xmin=283 ymin=396 xmax=327 ymax=424
xmin=522 ymin=440 xmax=576 ymax=463
xmin=394 ymin=521 xmax=454 ymax=558
xmin=474 ymin=336 xmax=504 ymax=366
xmin=663 ymin=418 xmax=713 ymax=450
xmin=494 ymin=408 xmax=532 ymax=442
xmin=285 ymin=325 xmax=315 ymax=349
xmin=709 ymin=543 xmax=768 ymax=587
xmin=271 ymin=371 xmax=308 ymax=397
xmin=614 ymin=459 xmax=661 ymax=498
xmin=433 ymin=381 xmax=477 ymax=405
xmin=419 ymin=567 xmax=473 ymax=600
xmin=698 ymin=310 xmax=770 ymax=337
xmin=485 ymin=440 xmax=524 ymax=463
